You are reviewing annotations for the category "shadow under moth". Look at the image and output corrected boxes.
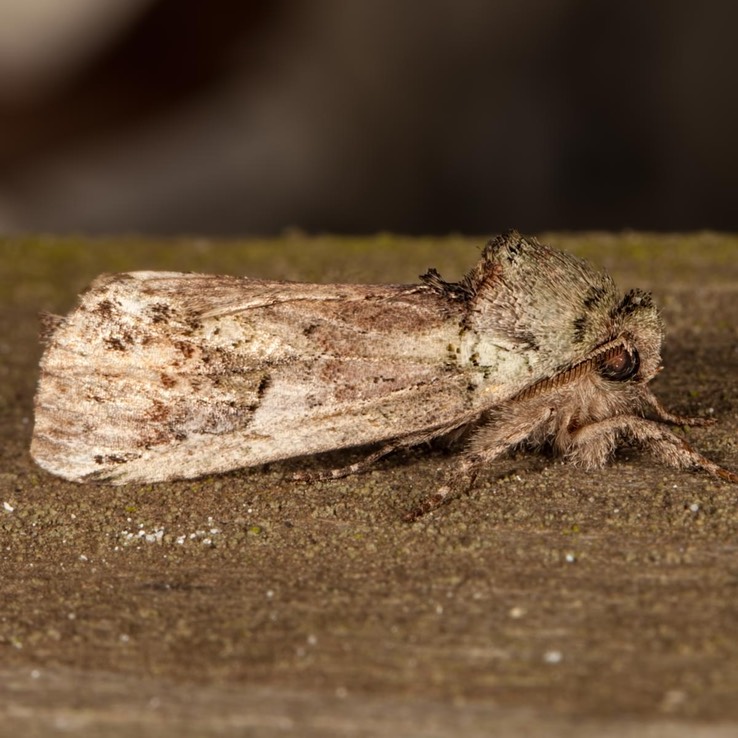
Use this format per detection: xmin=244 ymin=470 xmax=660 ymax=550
xmin=31 ymin=231 xmax=736 ymax=517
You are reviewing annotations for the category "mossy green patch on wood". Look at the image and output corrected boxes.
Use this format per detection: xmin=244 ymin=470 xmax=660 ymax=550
xmin=2 ymin=231 xmax=737 ymax=311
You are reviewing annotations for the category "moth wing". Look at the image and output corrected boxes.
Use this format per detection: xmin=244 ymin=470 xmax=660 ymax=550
xmin=32 ymin=272 xmax=471 ymax=483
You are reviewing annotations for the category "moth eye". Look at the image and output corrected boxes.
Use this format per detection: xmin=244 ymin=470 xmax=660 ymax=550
xmin=597 ymin=347 xmax=640 ymax=381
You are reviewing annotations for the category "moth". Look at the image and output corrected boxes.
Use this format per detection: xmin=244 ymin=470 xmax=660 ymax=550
xmin=31 ymin=231 xmax=736 ymax=515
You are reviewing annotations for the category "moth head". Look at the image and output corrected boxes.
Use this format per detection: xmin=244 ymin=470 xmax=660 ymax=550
xmin=544 ymin=288 xmax=665 ymax=432
xmin=561 ymin=289 xmax=663 ymax=418
xmin=508 ymin=284 xmax=666 ymax=419
xmin=604 ymin=288 xmax=663 ymax=385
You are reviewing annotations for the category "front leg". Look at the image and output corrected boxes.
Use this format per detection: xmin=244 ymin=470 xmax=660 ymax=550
xmin=641 ymin=388 xmax=716 ymax=428
xmin=567 ymin=415 xmax=738 ymax=483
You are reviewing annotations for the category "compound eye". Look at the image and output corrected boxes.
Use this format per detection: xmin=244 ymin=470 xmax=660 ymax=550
xmin=597 ymin=346 xmax=640 ymax=381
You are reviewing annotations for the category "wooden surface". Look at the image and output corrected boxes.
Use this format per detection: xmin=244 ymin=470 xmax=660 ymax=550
xmin=1 ymin=233 xmax=736 ymax=736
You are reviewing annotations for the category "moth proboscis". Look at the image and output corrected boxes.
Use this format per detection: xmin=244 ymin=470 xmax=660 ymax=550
xmin=31 ymin=231 xmax=737 ymax=518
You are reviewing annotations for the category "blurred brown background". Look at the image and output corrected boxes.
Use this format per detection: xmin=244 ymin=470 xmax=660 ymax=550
xmin=1 ymin=0 xmax=736 ymax=235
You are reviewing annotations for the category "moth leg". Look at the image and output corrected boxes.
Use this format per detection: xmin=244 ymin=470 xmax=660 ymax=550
xmin=642 ymin=388 xmax=715 ymax=427
xmin=291 ymin=420 xmax=474 ymax=483
xmin=403 ymin=470 xmax=479 ymax=522
xmin=465 ymin=404 xmax=554 ymax=466
xmin=404 ymin=405 xmax=554 ymax=521
xmin=568 ymin=416 xmax=738 ymax=483
xmin=291 ymin=443 xmax=398 ymax=482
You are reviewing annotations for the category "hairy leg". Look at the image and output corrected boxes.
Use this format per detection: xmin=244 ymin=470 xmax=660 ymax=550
xmin=404 ymin=404 xmax=554 ymax=521
xmin=568 ymin=415 xmax=738 ymax=483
